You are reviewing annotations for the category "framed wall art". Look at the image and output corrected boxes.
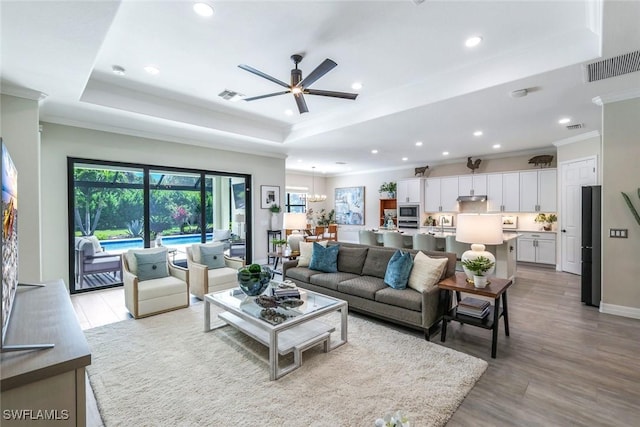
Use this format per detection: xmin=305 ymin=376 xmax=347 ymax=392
xmin=334 ymin=186 xmax=365 ymax=225
xmin=260 ymin=185 xmax=280 ymax=209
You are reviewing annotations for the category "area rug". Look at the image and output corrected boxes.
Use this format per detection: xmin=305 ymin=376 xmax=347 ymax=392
xmin=84 ymin=303 xmax=487 ymax=426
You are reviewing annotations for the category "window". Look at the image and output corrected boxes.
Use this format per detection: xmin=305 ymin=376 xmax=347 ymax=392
xmin=285 ymin=192 xmax=306 ymax=213
xmin=69 ymin=158 xmax=251 ymax=293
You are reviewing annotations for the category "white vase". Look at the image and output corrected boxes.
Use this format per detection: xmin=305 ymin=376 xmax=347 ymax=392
xmin=473 ymin=275 xmax=488 ymax=288
xmin=271 ymin=213 xmax=278 ymax=230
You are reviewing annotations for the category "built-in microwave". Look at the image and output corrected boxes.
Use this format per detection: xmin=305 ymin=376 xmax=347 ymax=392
xmin=397 ymin=204 xmax=420 ymax=228
xmin=398 ymin=204 xmax=419 ymax=219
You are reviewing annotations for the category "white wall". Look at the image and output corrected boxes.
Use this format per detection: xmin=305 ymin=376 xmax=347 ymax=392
xmin=39 ymin=122 xmax=285 ymax=286
xmin=1 ymin=95 xmax=43 ymax=283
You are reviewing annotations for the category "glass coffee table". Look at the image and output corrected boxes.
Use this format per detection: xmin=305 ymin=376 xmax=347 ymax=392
xmin=204 ymin=284 xmax=348 ymax=380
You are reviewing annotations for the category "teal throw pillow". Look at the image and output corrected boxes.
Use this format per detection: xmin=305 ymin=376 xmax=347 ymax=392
xmin=309 ymin=243 xmax=339 ymax=273
xmin=134 ymin=251 xmax=169 ymax=281
xmin=199 ymin=244 xmax=225 ymax=269
xmin=384 ymin=250 xmax=414 ymax=289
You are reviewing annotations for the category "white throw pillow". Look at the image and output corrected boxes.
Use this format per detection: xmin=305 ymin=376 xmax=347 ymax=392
xmin=297 ymin=240 xmax=327 ymax=267
xmin=408 ymin=251 xmax=448 ymax=293
xmin=87 ymin=235 xmax=103 ymax=253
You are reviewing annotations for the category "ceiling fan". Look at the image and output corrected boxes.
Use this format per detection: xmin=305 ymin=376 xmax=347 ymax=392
xmin=238 ymin=54 xmax=358 ymax=114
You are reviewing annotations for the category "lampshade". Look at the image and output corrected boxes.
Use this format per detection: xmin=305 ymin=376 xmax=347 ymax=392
xmin=455 ymin=214 xmax=503 ymax=245
xmin=283 ymin=212 xmax=307 ymax=252
xmin=283 ymin=213 xmax=307 ymax=230
xmin=455 ymin=214 xmax=503 ymax=286
xmin=234 ymin=213 xmax=245 ymax=223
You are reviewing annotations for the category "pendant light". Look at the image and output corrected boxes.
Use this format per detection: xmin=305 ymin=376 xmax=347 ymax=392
xmin=307 ymin=166 xmax=327 ymax=202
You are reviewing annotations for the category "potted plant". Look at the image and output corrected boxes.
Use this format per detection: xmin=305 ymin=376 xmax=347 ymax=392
xmin=269 ymin=204 xmax=281 ymax=230
xmin=461 ymin=256 xmax=495 ymax=288
xmin=271 ymin=238 xmax=288 ymax=253
xmin=534 ymin=213 xmax=557 ymax=231
xmin=378 ymin=182 xmax=397 ymax=199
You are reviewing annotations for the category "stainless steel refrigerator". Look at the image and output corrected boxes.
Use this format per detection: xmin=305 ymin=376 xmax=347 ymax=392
xmin=581 ymin=185 xmax=601 ymax=307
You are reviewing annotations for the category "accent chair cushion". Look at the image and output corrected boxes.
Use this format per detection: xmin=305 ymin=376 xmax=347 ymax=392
xmin=134 ymin=250 xmax=169 ymax=281
xmin=125 ymin=247 xmax=168 ymax=276
xmin=384 ymin=250 xmax=414 ymax=289
xmin=198 ymin=243 xmax=226 ymax=269
xmin=297 ymin=240 xmax=327 ymax=267
xmin=309 ymin=242 xmax=339 ymax=273
xmin=407 ymin=251 xmax=448 ymax=292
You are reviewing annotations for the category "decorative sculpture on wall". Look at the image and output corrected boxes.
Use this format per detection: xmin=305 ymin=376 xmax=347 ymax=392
xmin=466 ymin=157 xmax=481 ymax=173
xmin=621 ymin=188 xmax=640 ymax=227
xmin=528 ymin=155 xmax=554 ymax=168
xmin=414 ymin=166 xmax=429 ymax=176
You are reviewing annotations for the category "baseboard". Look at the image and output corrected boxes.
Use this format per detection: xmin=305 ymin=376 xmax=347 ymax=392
xmin=599 ymin=302 xmax=640 ymax=320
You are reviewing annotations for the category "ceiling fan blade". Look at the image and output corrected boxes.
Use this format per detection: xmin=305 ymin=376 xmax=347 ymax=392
xmin=294 ymin=92 xmax=308 ymax=114
xmin=238 ymin=64 xmax=290 ymax=89
xmin=305 ymin=89 xmax=358 ymax=100
xmin=297 ymin=58 xmax=337 ymax=89
xmin=244 ymin=91 xmax=290 ymax=101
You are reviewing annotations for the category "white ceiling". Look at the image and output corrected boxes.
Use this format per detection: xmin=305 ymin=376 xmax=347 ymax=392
xmin=2 ymin=0 xmax=639 ymax=176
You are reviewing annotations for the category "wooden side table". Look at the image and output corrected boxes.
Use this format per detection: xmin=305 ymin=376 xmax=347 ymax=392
xmin=438 ymin=272 xmax=512 ymax=358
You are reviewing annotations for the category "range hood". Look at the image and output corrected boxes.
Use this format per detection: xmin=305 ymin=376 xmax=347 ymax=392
xmin=457 ymin=195 xmax=487 ymax=202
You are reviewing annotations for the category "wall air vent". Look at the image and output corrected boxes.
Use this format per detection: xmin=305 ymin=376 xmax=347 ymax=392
xmin=584 ymin=50 xmax=640 ymax=82
xmin=566 ymin=123 xmax=584 ymax=130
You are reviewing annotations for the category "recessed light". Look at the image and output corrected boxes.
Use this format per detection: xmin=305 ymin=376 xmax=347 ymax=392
xmin=371 ymin=149 xmax=378 ymax=154
xmin=402 ymin=157 xmax=408 ymax=161
xmin=284 ymin=109 xmax=293 ymax=116
xmin=415 ymin=141 xmax=423 ymax=147
xmin=493 ymin=144 xmax=501 ymax=149
xmin=193 ymin=2 xmax=214 ymax=17
xmin=297 ymin=159 xmax=303 ymax=163
xmin=558 ymin=117 xmax=571 ymax=124
xmin=473 ymin=130 xmax=483 ymax=137
xmin=351 ymin=82 xmax=363 ymax=91
xmin=111 ymin=65 xmax=126 ymax=76
xmin=144 ymin=66 xmax=160 ymax=75
xmin=442 ymin=151 xmax=449 ymax=156
xmin=465 ymin=36 xmax=483 ymax=48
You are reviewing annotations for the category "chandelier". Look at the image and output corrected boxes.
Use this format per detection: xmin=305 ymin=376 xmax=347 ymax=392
xmin=306 ymin=166 xmax=327 ymax=202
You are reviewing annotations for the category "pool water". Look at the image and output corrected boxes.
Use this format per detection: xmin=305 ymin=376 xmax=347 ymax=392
xmin=100 ymin=233 xmax=213 ymax=251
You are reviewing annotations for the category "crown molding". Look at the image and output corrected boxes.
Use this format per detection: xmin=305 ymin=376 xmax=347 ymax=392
xmin=0 ymin=83 xmax=48 ymax=101
xmin=552 ymin=130 xmax=601 ymax=147
xmin=592 ymin=88 xmax=640 ymax=106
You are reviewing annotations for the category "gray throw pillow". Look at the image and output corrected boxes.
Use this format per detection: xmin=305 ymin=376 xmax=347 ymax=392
xmin=362 ymin=247 xmax=395 ymax=279
xmin=337 ymin=246 xmax=368 ymax=275
xmin=134 ymin=251 xmax=168 ymax=281
xmin=199 ymin=244 xmax=225 ymax=269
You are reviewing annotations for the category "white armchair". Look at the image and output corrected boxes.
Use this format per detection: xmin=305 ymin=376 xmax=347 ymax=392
xmin=122 ymin=247 xmax=189 ymax=319
xmin=186 ymin=243 xmax=244 ymax=299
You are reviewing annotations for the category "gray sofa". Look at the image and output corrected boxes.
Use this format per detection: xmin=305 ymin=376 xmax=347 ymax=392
xmin=282 ymin=241 xmax=456 ymax=339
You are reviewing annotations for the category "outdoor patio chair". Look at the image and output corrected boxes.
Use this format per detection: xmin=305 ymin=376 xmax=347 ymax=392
xmin=122 ymin=247 xmax=189 ymax=318
xmin=75 ymin=236 xmax=122 ymax=289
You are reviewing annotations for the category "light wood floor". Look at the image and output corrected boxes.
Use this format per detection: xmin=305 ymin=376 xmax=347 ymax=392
xmin=72 ymin=264 xmax=640 ymax=426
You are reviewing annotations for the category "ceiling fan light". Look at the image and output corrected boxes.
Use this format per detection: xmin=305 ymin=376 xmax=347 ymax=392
xmin=291 ymin=87 xmax=303 ymax=94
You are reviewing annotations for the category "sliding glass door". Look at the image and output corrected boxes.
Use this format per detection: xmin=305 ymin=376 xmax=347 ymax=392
xmin=69 ymin=159 xmax=251 ymax=294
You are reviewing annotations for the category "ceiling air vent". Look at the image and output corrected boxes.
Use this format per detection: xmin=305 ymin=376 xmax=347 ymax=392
xmin=567 ymin=123 xmax=584 ymax=130
xmin=584 ymin=50 xmax=640 ymax=82
xmin=218 ymin=89 xmax=244 ymax=102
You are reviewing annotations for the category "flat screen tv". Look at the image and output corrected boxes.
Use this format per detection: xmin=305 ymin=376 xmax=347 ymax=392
xmin=1 ymin=139 xmax=53 ymax=352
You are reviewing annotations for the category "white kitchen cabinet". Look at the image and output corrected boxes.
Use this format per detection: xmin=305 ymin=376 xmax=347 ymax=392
xmin=397 ymin=178 xmax=424 ymax=203
xmin=519 ymin=169 xmax=557 ymax=212
xmin=517 ymin=232 xmax=556 ymax=265
xmin=425 ymin=177 xmax=458 ymax=212
xmin=458 ymin=174 xmax=487 ymax=197
xmin=487 ymin=172 xmax=519 ymax=212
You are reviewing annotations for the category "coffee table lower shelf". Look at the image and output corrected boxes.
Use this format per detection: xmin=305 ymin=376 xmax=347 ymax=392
xmin=218 ymin=311 xmax=336 ymax=379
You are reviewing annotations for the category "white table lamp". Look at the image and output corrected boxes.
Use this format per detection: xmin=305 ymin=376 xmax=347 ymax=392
xmin=234 ymin=213 xmax=245 ymax=238
xmin=283 ymin=212 xmax=307 ymax=252
xmin=455 ymin=214 xmax=503 ymax=282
